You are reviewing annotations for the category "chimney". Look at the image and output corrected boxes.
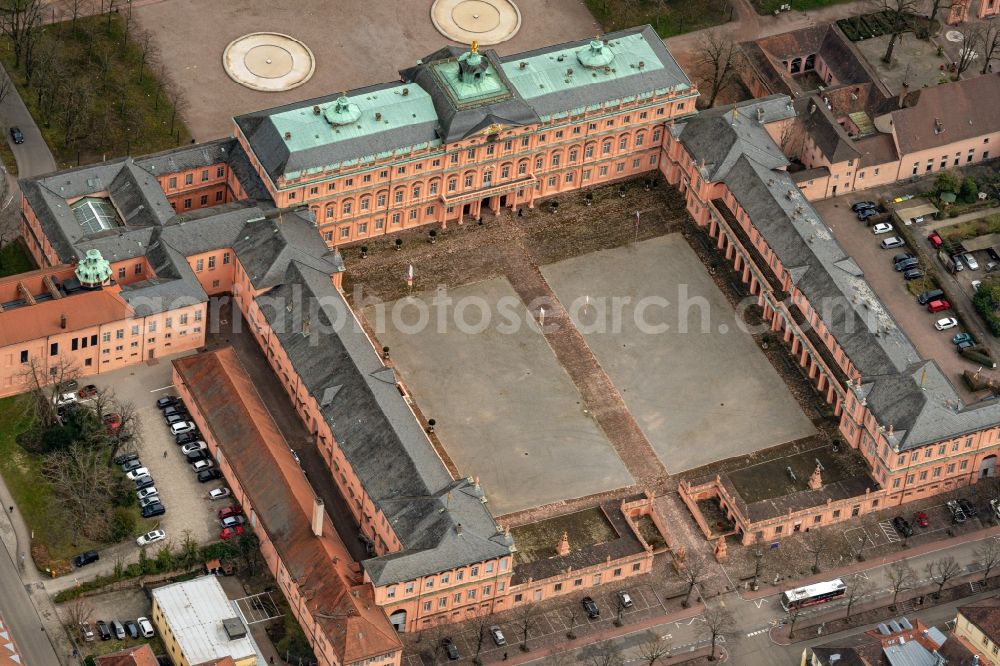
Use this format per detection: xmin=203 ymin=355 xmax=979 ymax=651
xmin=375 ymin=112 xmax=382 ymax=121
xmin=556 ymin=531 xmax=570 ymax=556
xmin=60 ymin=314 xmax=67 ymax=329
xmin=757 ymin=107 xmax=765 ymax=123
xmin=455 ymin=523 xmax=463 ymax=535
xmin=312 ymin=498 xmax=324 ymax=537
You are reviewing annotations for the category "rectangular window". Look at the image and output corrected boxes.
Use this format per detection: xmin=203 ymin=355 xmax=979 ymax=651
xmin=423 ymin=601 xmax=431 ymax=611
xmin=405 ymin=582 xmax=414 ymax=594
xmin=19 ymin=350 xmax=28 ymax=363
xmin=358 ymin=222 xmax=368 ymax=234
xmin=168 ymin=177 xmax=177 ymax=189
xmin=208 ymin=256 xmax=216 ymax=269
xmin=185 ymin=173 xmax=193 ymax=185
xmin=195 ymin=259 xmax=204 ymax=272
xmin=118 ymin=267 xmax=126 ymax=280
xmin=49 ymin=343 xmax=58 ymax=356
xmin=340 ymin=227 xmax=350 ymax=238
xmin=387 ymin=587 xmax=396 ymax=598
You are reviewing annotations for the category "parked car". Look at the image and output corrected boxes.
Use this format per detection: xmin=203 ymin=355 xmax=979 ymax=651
xmin=209 ymin=487 xmax=231 ymax=500
xmin=78 ymin=384 xmax=98 ymax=399
xmin=185 ymin=449 xmax=208 ymax=463
xmin=935 ymin=317 xmax=959 ymax=330
xmin=113 ymin=451 xmax=139 ymax=466
xmin=891 ymin=516 xmax=913 ymax=538
xmin=953 ymin=332 xmax=974 ymax=345
xmin=893 ymin=252 xmax=915 ymax=265
xmin=198 ymin=468 xmax=223 ymax=483
xmin=156 ymin=395 xmax=180 ymax=409
xmin=914 ymin=511 xmax=929 ymax=528
xmin=928 ymin=232 xmax=944 ymax=248
xmin=80 ymin=622 xmax=95 ymax=642
xmin=125 ymin=467 xmax=149 ymax=481
xmin=102 ymin=413 xmax=122 ymax=433
xmin=490 ymin=626 xmax=506 ymax=646
xmin=442 ymin=638 xmax=460 ymax=660
xmin=895 ymin=258 xmax=919 ymax=272
xmin=881 ymin=236 xmax=906 ymax=249
xmin=903 ymin=268 xmax=925 ymax=280
xmin=72 ymin=550 xmax=99 ymax=568
xmin=582 ymin=596 xmax=600 ymax=619
xmin=163 ymin=405 xmax=188 ymax=417
xmin=141 ymin=502 xmax=165 ymax=518
xmin=617 ymin=591 xmax=634 ymax=608
xmin=872 ymin=222 xmax=893 ymax=234
xmin=953 ymin=255 xmax=966 ymax=272
xmin=220 ymin=526 xmax=244 ymax=540
xmin=958 ymin=498 xmax=978 ymax=517
xmin=133 ymin=474 xmax=155 ymax=490
xmin=175 ymin=431 xmax=199 ymax=445
xmin=9 ymin=127 xmax=23 ymax=144
xmin=123 ymin=619 xmax=139 ymax=639
xmin=928 ymin=299 xmax=952 ymax=313
xmin=957 ymin=340 xmax=975 ymax=351
xmin=96 ymin=620 xmax=111 ymax=641
xmin=165 ymin=413 xmax=187 ymax=426
xmin=918 ymin=289 xmax=945 ymax=305
xmin=136 ymin=530 xmax=166 ymax=547
xmin=947 ymin=499 xmax=968 ymax=523
xmin=857 ymin=208 xmax=879 ymax=222
xmin=170 ymin=421 xmax=197 ymax=436
xmin=910 ymin=216 xmax=925 ymax=225
xmin=110 ymin=620 xmax=126 ymax=640
xmin=221 ymin=515 xmax=246 ymax=528
xmin=851 ymin=201 xmax=877 ymax=212
xmin=192 ymin=459 xmax=214 ymax=472
xmin=139 ymin=495 xmax=161 ymax=509
xmin=121 ymin=458 xmax=143 ymax=473
xmin=963 ymin=253 xmax=980 ymax=270
xmin=218 ymin=505 xmax=243 ymax=520
xmin=137 ymin=617 xmax=154 ymax=639
xmin=181 ymin=441 xmax=207 ymax=455
xmin=136 ymin=486 xmax=158 ymax=501
xmin=53 ymin=392 xmax=78 ymax=406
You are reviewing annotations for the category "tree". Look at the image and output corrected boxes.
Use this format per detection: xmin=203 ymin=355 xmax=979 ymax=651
xmin=179 ymin=529 xmax=199 ymax=568
xmin=875 ymin=0 xmax=920 ymax=64
xmin=784 ymin=604 xmax=803 ymax=640
xmin=981 ymin=24 xmax=1000 ymax=75
xmin=927 ymin=556 xmax=961 ymax=597
xmin=64 ymin=598 xmax=92 ymax=627
xmin=694 ymin=29 xmax=737 ymax=108
xmin=802 ymin=529 xmax=832 ymax=574
xmin=750 ymin=546 xmax=767 ymax=590
xmin=19 ymin=356 xmax=79 ymax=429
xmin=587 ymin=640 xmax=624 ymax=666
xmin=470 ymin=610 xmax=494 ymax=664
xmin=702 ymin=601 xmax=732 ymax=661
xmin=637 ymin=632 xmax=671 ymax=665
xmin=778 ymin=120 xmax=808 ymax=162
xmin=566 ymin=607 xmax=579 ymax=639
xmin=0 ymin=0 xmax=43 ymax=70
xmin=45 ymin=443 xmax=132 ymax=539
xmin=513 ymin=604 xmax=538 ymax=652
xmin=976 ymin=539 xmax=1000 ymax=584
xmin=927 ymin=0 xmax=952 ymax=21
xmin=960 ymin=177 xmax=980 ymax=204
xmin=887 ymin=561 xmax=916 ymax=608
xmin=935 ymin=169 xmax=962 ymax=196
xmin=236 ymin=532 xmax=260 ymax=576
xmin=844 ymin=574 xmax=873 ymax=619
xmin=680 ymin=553 xmax=709 ymax=607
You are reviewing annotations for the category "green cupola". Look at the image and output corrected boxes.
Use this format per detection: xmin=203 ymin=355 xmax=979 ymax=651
xmin=76 ymin=249 xmax=112 ymax=289
xmin=577 ymin=38 xmax=614 ymax=69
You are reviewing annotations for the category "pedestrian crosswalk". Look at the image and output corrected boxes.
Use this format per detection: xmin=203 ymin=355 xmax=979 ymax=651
xmin=746 ymin=627 xmax=771 ymax=637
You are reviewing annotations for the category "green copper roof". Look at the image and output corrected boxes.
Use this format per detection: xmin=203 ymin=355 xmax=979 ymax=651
xmin=76 ymin=248 xmax=112 ymax=286
xmin=501 ymin=32 xmax=684 ymax=102
xmin=269 ymin=84 xmax=438 ymax=158
xmin=431 ymin=54 xmax=511 ymax=109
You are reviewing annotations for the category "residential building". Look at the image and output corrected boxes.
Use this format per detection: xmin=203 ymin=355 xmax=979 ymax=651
xmin=806 ymin=615 xmax=974 ymax=665
xmin=954 ymin=597 xmax=1000 ymax=664
xmin=94 ymin=644 xmax=158 ymax=666
xmin=150 ymin=576 xmax=264 ymax=666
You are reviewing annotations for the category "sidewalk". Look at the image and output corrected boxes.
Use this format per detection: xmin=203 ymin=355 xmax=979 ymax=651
xmin=740 ymin=522 xmax=1000 ymax=602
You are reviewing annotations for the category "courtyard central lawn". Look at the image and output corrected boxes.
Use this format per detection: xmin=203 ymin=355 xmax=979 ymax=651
xmin=0 ymin=239 xmax=35 ymax=278
xmin=585 ymin=0 xmax=730 ymax=38
xmin=753 ymin=0 xmax=854 ymax=14
xmin=0 ymin=13 xmax=190 ymax=169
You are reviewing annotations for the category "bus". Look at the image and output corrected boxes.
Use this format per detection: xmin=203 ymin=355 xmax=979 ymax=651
xmin=779 ymin=579 xmax=847 ymax=611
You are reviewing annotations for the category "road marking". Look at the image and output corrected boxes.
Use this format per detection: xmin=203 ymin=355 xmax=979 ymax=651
xmin=150 ymin=385 xmax=175 ymax=393
xmin=746 ymin=627 xmax=771 ymax=637
xmin=753 ymin=598 xmax=768 ymax=609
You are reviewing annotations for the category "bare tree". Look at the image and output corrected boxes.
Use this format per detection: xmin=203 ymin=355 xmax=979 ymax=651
xmin=777 ymin=120 xmax=808 ymax=163
xmin=63 ymin=598 xmax=92 ymax=628
xmin=135 ymin=28 xmax=158 ymax=84
xmin=471 ymin=611 xmax=494 ymax=664
xmin=513 ymin=604 xmax=538 ymax=652
xmin=954 ymin=24 xmax=983 ymax=79
xmin=0 ymin=0 xmax=43 ymax=71
xmin=19 ymin=356 xmax=79 ymax=429
xmin=887 ymin=561 xmax=917 ymax=608
xmin=844 ymin=574 xmax=873 ymax=619
xmin=874 ymin=0 xmax=920 ymax=64
xmin=750 ymin=545 xmax=767 ymax=590
xmin=680 ymin=552 xmax=709 ymax=607
xmin=105 ymin=397 xmax=142 ymax=466
xmin=44 ymin=443 xmax=129 ymax=539
xmin=981 ymin=25 xmax=1000 ymax=75
xmin=637 ymin=632 xmax=671 ymax=665
xmin=926 ymin=556 xmax=962 ymax=597
xmin=784 ymin=604 xmax=803 ymax=640
xmin=802 ymin=529 xmax=832 ymax=574
xmin=587 ymin=640 xmax=624 ymax=666
xmin=976 ymin=539 xmax=1000 ymax=584
xmin=701 ymin=601 xmax=732 ymax=661
xmin=694 ymin=29 xmax=737 ymax=108
xmin=566 ymin=606 xmax=579 ymax=639
xmin=927 ymin=0 xmax=952 ymax=21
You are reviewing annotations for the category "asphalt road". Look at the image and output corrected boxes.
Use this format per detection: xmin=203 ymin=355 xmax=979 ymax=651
xmin=0 ymin=547 xmax=60 ymax=666
xmin=0 ymin=65 xmax=56 ymax=178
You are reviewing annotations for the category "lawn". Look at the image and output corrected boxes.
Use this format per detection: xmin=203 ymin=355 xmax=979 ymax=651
xmin=753 ymin=0 xmax=854 ymax=14
xmin=585 ymin=0 xmax=730 ymax=38
xmin=0 ymin=12 xmax=190 ymax=170
xmin=0 ymin=238 xmax=35 ymax=277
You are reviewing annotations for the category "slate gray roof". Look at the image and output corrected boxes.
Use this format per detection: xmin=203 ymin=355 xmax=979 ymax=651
xmin=678 ymin=96 xmax=1000 ymax=451
xmin=231 ymin=210 xmax=343 ymax=290
xmin=254 ymin=262 xmax=510 ymax=585
xmin=794 ymin=94 xmax=860 ymax=164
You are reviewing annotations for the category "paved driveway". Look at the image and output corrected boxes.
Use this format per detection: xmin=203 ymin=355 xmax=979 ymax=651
xmin=811 ymin=198 xmax=979 ymax=401
xmin=46 ymin=352 xmax=222 ymax=593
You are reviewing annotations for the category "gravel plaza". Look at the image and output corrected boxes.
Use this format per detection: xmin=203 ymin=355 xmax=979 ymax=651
xmin=541 ymin=234 xmax=817 ymax=472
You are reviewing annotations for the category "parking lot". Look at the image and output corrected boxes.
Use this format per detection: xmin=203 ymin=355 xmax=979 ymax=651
xmin=812 ymin=197 xmax=980 ymax=401
xmin=59 ymin=352 xmax=228 ymax=582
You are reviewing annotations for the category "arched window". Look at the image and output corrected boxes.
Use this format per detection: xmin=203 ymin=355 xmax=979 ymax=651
xmin=376 ymin=191 xmax=388 ymax=207
xmin=412 ymin=184 xmax=422 ymax=199
xmin=394 ymin=188 xmax=405 ymax=204
xmin=428 ymin=179 xmax=440 ymax=195
xmin=618 ymin=134 xmax=629 ymax=151
xmin=569 ymin=148 xmax=579 ymax=163
xmin=342 ymin=200 xmax=353 ymax=215
xmin=790 ymin=57 xmax=802 ymax=74
xmin=517 ymin=160 xmax=528 ymax=175
xmin=360 ymin=196 xmax=371 ymax=211
xmin=585 ymin=143 xmax=595 ymax=159
xmin=551 ymin=152 xmax=562 ymax=167
xmin=602 ymin=140 xmax=612 ymax=155
xmin=635 ymin=131 xmax=646 ymax=147
xmin=448 ymin=177 xmax=457 ymax=192
xmin=326 ymin=206 xmax=334 ymax=219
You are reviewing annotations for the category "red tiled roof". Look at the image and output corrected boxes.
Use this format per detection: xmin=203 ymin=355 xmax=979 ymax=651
xmin=960 ymin=597 xmax=1000 ymax=643
xmin=892 ymin=74 xmax=1000 ymax=156
xmin=95 ymin=644 xmax=158 ymax=666
xmin=0 ymin=286 xmax=134 ymax=348
xmin=173 ymin=349 xmax=401 ymax=665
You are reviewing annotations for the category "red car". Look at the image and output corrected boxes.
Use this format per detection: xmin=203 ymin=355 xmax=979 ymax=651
xmin=928 ymin=232 xmax=943 ymax=249
xmin=220 ymin=526 xmax=244 ymax=540
xmin=78 ymin=384 xmax=98 ymax=399
xmin=217 ymin=506 xmax=243 ymax=521
xmin=915 ymin=511 xmax=929 ymax=528
xmin=103 ymin=413 xmax=122 ymax=433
